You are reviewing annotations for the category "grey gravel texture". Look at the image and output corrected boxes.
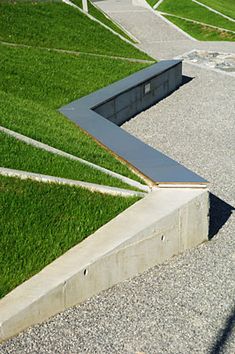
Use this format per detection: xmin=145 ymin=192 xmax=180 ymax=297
xmin=0 ymin=1 xmax=235 ymax=353
xmin=124 ymin=63 xmax=235 ymax=206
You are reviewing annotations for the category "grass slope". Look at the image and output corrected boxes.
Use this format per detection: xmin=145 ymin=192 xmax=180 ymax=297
xmin=71 ymin=0 xmax=135 ymax=42
xmin=0 ymin=1 xmax=149 ymax=297
xmin=0 ymin=2 xmax=150 ymax=59
xmin=146 ymin=0 xmax=159 ymax=7
xmin=158 ymin=0 xmax=235 ymax=32
xmin=0 ymin=132 xmax=140 ymax=190
xmin=165 ymin=15 xmax=235 ymax=41
xmin=197 ymin=0 xmax=235 ymax=20
xmin=0 ymin=176 xmax=139 ymax=298
xmin=0 ymin=44 xmax=147 ymax=182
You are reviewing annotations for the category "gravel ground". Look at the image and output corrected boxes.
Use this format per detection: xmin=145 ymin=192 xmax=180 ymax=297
xmin=124 ymin=63 xmax=235 ymax=206
xmin=0 ymin=217 xmax=234 ymax=353
xmin=0 ymin=1 xmax=234 ymax=353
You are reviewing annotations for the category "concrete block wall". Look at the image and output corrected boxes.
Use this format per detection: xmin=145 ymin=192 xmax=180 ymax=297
xmin=94 ymin=62 xmax=182 ymax=126
xmin=0 ymin=189 xmax=209 ymax=342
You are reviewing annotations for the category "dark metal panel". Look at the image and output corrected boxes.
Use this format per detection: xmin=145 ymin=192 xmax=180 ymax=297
xmin=94 ymin=99 xmax=115 ymax=118
xmin=114 ymin=89 xmax=137 ymax=112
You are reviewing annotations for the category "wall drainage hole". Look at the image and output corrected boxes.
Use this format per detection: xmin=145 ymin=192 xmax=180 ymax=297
xmin=83 ymin=269 xmax=88 ymax=276
xmin=161 ymin=235 xmax=165 ymax=241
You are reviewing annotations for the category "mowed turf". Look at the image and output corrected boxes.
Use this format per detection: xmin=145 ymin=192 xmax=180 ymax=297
xmin=158 ymin=0 xmax=235 ymax=32
xmin=165 ymin=15 xmax=235 ymax=41
xmin=0 ymin=176 xmax=139 ymax=298
xmin=0 ymin=1 xmax=150 ymax=59
xmin=146 ymin=0 xmax=159 ymax=7
xmin=0 ymin=44 xmax=147 ymax=182
xmin=0 ymin=132 xmax=140 ymax=190
xmin=197 ymin=0 xmax=235 ymax=20
xmin=71 ymin=0 xmax=135 ymax=42
xmin=0 ymin=1 xmax=151 ymax=298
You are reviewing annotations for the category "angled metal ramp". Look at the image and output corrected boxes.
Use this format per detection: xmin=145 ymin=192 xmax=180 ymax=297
xmin=59 ymin=60 xmax=208 ymax=187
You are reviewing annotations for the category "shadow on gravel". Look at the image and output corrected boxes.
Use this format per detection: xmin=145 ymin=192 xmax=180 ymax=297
xmin=209 ymin=305 xmax=235 ymax=354
xmin=121 ymin=75 xmax=194 ymax=126
xmin=181 ymin=75 xmax=194 ymax=86
xmin=209 ymin=193 xmax=234 ymax=240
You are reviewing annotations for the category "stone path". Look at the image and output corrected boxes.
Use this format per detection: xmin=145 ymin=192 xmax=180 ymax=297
xmin=0 ymin=1 xmax=234 ymax=353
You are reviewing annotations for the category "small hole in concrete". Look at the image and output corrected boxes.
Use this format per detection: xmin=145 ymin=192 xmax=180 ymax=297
xmin=161 ymin=235 xmax=165 ymax=241
xmin=83 ymin=269 xmax=88 ymax=276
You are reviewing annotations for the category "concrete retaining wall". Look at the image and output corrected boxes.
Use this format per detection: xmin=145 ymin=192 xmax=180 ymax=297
xmin=60 ymin=61 xmax=207 ymax=186
xmin=0 ymin=61 xmax=210 ymax=343
xmin=0 ymin=188 xmax=209 ymax=343
xmin=94 ymin=64 xmax=182 ymax=125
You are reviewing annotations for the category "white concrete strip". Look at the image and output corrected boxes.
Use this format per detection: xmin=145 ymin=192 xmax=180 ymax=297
xmin=153 ymin=0 xmax=164 ymax=10
xmin=0 ymin=168 xmax=146 ymax=198
xmin=0 ymin=188 xmax=209 ymax=342
xmin=160 ymin=12 xmax=235 ymax=34
xmin=51 ymin=47 xmax=153 ymax=63
xmin=0 ymin=126 xmax=150 ymax=192
xmin=62 ymin=0 xmax=138 ymax=45
xmin=192 ymin=0 xmax=235 ymax=23
xmin=153 ymin=10 xmax=197 ymax=40
xmin=0 ymin=41 xmax=154 ymax=64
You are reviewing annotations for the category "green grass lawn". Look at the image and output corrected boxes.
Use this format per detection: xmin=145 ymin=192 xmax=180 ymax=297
xmin=0 ymin=1 xmax=151 ymax=59
xmin=0 ymin=44 xmax=147 ymax=182
xmin=0 ymin=176 xmax=139 ymax=298
xmin=197 ymin=0 xmax=235 ymax=20
xmin=0 ymin=1 xmax=152 ymax=298
xmin=164 ymin=15 xmax=235 ymax=41
xmin=0 ymin=132 xmax=141 ymax=190
xmin=158 ymin=0 xmax=235 ymax=33
xmin=71 ymin=0 xmax=136 ymax=42
xmin=146 ymin=0 xmax=160 ymax=7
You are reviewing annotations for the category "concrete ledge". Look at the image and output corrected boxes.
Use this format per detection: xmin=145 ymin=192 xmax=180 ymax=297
xmin=0 ymin=167 xmax=146 ymax=198
xmin=59 ymin=61 xmax=208 ymax=186
xmin=0 ymin=125 xmax=149 ymax=192
xmin=0 ymin=188 xmax=208 ymax=342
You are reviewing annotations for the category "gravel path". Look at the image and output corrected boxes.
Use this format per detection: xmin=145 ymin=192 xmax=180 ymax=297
xmin=95 ymin=0 xmax=235 ymax=60
xmin=0 ymin=1 xmax=234 ymax=353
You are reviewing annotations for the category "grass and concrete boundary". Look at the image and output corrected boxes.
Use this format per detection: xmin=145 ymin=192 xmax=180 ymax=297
xmin=0 ymin=187 xmax=209 ymax=343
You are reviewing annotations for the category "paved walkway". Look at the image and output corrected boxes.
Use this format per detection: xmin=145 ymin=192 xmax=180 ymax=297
xmin=95 ymin=0 xmax=235 ymax=59
xmin=1 ymin=1 xmax=234 ymax=353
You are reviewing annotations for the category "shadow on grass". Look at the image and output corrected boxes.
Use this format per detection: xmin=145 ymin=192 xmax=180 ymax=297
xmin=209 ymin=193 xmax=234 ymax=240
xmin=209 ymin=304 xmax=235 ymax=354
